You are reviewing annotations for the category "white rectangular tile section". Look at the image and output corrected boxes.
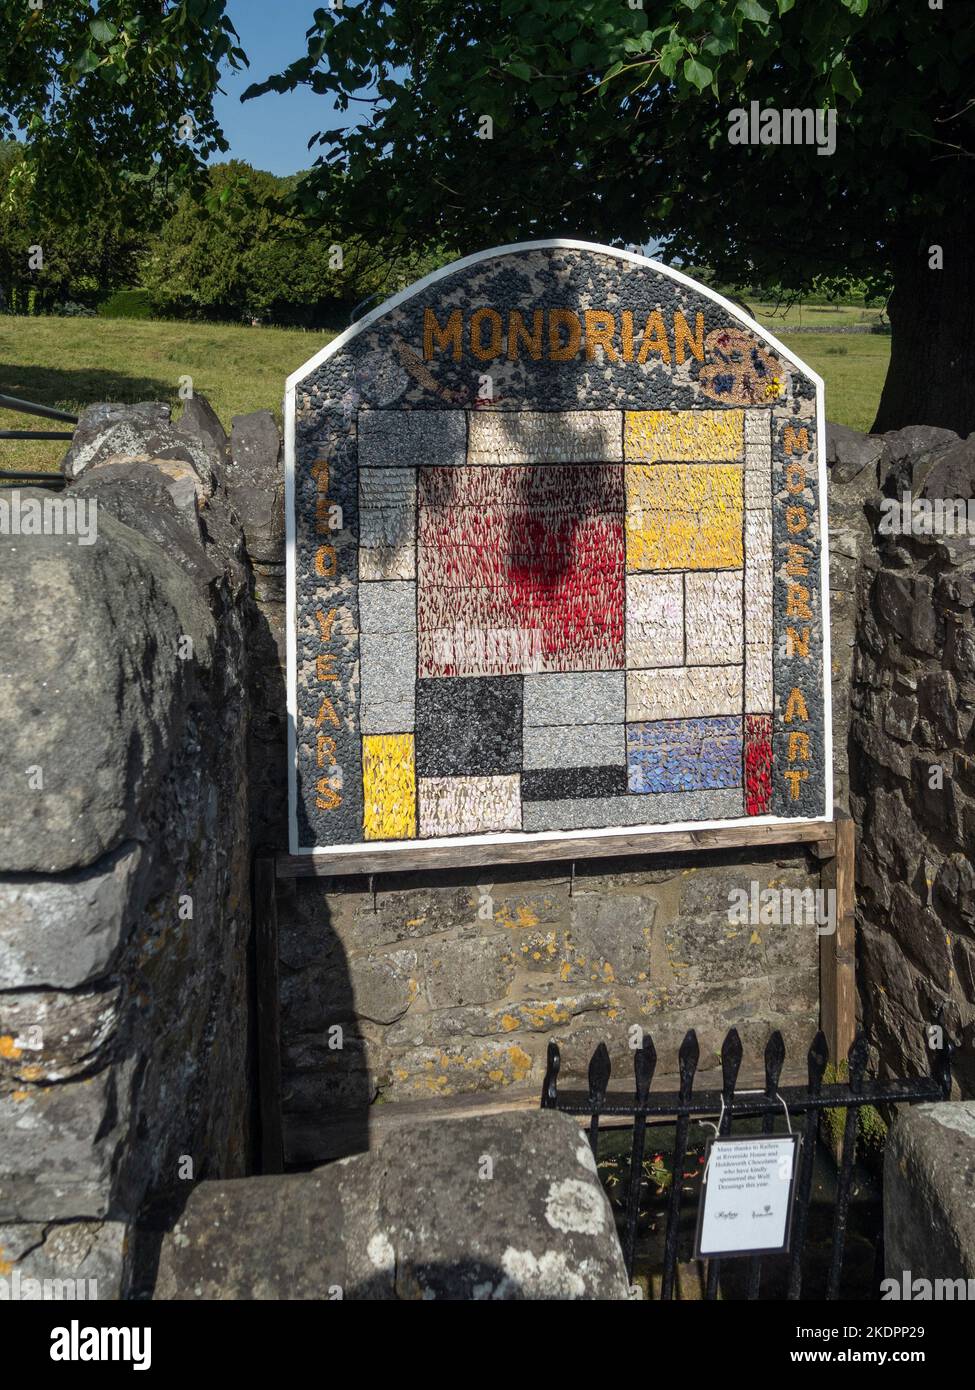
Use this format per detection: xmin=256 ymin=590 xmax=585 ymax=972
xmin=745 ymin=410 xmax=772 ymax=444
xmin=685 ymin=571 xmax=744 ymax=665
xmin=418 ymin=775 xmax=522 ymax=837
xmin=745 ymin=642 xmax=773 ymax=712
xmin=744 ymin=506 xmax=773 ymax=714
xmin=466 ymin=410 xmax=623 ymax=465
xmin=745 ymin=411 xmax=772 ymax=510
xmin=626 ymin=573 xmax=684 ymax=668
xmin=626 ymin=666 xmax=743 ymax=721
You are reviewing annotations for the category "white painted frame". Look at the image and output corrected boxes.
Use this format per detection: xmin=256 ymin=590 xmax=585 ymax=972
xmin=284 ymin=239 xmax=833 ymax=859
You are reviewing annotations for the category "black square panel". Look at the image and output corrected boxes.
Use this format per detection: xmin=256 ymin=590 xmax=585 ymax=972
xmin=416 ymin=677 xmax=523 ymax=777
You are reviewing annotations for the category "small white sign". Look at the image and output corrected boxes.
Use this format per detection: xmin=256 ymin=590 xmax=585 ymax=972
xmin=695 ymin=1134 xmax=799 ymax=1259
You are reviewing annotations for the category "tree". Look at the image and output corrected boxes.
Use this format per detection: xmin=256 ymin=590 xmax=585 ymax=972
xmin=246 ymin=0 xmax=975 ymax=436
xmin=142 ymin=161 xmax=453 ymax=326
xmin=0 ymin=142 xmax=145 ymax=311
xmin=0 ymin=1 xmax=245 ymax=222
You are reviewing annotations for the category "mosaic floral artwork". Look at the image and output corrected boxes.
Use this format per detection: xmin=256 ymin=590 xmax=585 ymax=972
xmin=287 ymin=244 xmax=829 ymax=852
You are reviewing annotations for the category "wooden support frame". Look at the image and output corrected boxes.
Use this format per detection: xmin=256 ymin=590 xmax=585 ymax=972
xmin=819 ymin=810 xmax=857 ymax=1068
xmin=256 ymin=811 xmax=855 ymax=1166
xmin=275 ymin=818 xmax=835 ymax=879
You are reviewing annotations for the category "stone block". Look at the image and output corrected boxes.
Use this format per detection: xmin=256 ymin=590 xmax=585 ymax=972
xmin=625 ymin=573 xmax=684 ymax=668
xmin=0 ymin=1063 xmax=134 ymax=1221
xmin=626 ymin=665 xmax=742 ymax=721
xmin=0 ymin=842 xmax=147 ymax=989
xmin=421 ymin=936 xmax=513 ymax=1008
xmin=523 ymin=723 xmax=625 ymax=770
xmin=155 ymin=1111 xmax=631 ymax=1300
xmin=885 ymin=1103 xmax=975 ymax=1287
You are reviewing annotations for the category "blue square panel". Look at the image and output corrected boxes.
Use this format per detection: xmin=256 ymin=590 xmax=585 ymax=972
xmin=627 ymin=717 xmax=743 ymax=794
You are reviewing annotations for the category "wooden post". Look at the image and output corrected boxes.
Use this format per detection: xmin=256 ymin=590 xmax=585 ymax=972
xmin=254 ymin=852 xmax=284 ymax=1174
xmin=820 ymin=809 xmax=856 ymax=1069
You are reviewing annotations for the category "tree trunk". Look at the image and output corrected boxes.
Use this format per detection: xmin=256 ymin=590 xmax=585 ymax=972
xmin=872 ymin=222 xmax=975 ymax=436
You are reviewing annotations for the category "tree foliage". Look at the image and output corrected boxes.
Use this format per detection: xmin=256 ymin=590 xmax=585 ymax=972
xmin=0 ymin=142 xmax=145 ymax=311
xmin=141 ymin=161 xmax=452 ymax=325
xmin=247 ymin=0 xmax=973 ymax=293
xmin=0 ymin=0 xmax=244 ymax=220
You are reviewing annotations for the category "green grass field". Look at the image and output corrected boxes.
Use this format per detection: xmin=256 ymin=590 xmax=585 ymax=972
xmin=0 ymin=316 xmax=338 ymax=473
xmin=750 ymin=300 xmax=885 ymax=330
xmin=0 ymin=314 xmax=888 ymax=472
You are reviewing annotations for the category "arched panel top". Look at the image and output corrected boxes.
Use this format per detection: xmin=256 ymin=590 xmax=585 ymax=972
xmin=285 ymin=241 xmax=831 ymax=860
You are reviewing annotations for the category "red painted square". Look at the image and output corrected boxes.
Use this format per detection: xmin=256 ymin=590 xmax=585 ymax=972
xmin=418 ymin=465 xmax=625 ymax=678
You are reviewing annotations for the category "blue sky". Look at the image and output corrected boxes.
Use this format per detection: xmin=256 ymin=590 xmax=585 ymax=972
xmin=215 ymin=2 xmax=662 ymax=257
xmin=214 ymin=0 xmax=349 ymax=176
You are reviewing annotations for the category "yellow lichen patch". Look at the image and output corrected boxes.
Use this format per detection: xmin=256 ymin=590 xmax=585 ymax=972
xmin=507 ymin=1046 xmax=532 ymax=1082
xmin=0 ymin=1036 xmax=23 ymax=1061
xmin=518 ymin=1002 xmax=570 ymax=1030
xmin=750 ymin=930 xmax=762 ymax=946
xmin=495 ymin=902 xmax=541 ymax=930
xmin=362 ymin=733 xmax=417 ymax=840
xmin=626 ymin=463 xmax=743 ymax=571
xmin=624 ymin=409 xmax=744 ymax=462
xmin=0 ymin=1251 xmax=12 ymax=1277
xmin=500 ymin=1014 xmax=520 ymax=1032
xmin=12 ymin=1090 xmax=29 ymax=1101
xmin=559 ymin=962 xmax=572 ymax=982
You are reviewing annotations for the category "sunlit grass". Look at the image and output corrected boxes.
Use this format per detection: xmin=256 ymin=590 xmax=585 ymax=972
xmin=0 ymin=314 xmax=890 ymax=473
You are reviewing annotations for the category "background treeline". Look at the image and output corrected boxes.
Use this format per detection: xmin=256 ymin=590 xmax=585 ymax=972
xmin=0 ymin=145 xmax=450 ymax=328
xmin=0 ymin=141 xmax=885 ymax=328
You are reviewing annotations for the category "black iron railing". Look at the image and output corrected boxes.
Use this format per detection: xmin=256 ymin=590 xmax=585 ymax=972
xmin=0 ymin=392 xmax=75 ymax=488
xmin=541 ymin=1028 xmax=952 ymax=1300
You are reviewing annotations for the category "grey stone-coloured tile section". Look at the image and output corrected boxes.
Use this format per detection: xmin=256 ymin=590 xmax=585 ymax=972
xmin=359 ymin=631 xmax=416 ymax=719
xmin=523 ymin=723 xmax=626 ymax=770
xmin=523 ymin=788 xmax=745 ymax=832
xmin=358 ymin=409 xmax=467 ymax=468
xmin=523 ymin=671 xmax=625 ymax=727
xmin=359 ymin=468 xmax=416 ymax=580
xmin=359 ymin=467 xmax=416 ymax=511
xmin=360 ymin=700 xmax=415 ymax=735
xmin=358 ymin=581 xmax=417 ymax=636
xmin=467 ymin=410 xmax=623 ymax=465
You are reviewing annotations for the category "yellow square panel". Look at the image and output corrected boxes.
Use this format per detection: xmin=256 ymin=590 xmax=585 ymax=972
xmin=624 ymin=409 xmax=743 ymax=462
xmin=626 ymin=463 xmax=743 ymax=571
xmin=362 ymin=734 xmax=417 ymax=840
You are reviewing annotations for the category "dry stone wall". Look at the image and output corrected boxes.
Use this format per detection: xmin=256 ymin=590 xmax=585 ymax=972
xmin=851 ymin=428 xmax=975 ymax=1094
xmin=0 ymin=399 xmax=257 ymax=1298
